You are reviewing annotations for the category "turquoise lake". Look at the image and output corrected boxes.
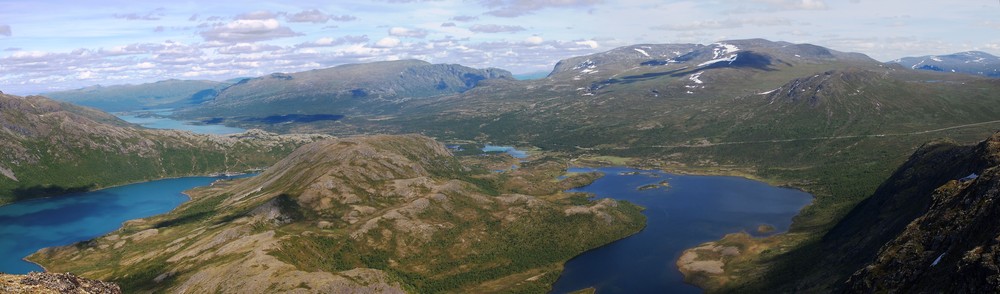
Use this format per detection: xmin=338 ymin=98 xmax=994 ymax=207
xmin=0 ymin=175 xmax=251 ymax=274
xmin=116 ymin=110 xmax=245 ymax=135
xmin=550 ymin=167 xmax=813 ymax=293
xmin=482 ymin=145 xmax=528 ymax=159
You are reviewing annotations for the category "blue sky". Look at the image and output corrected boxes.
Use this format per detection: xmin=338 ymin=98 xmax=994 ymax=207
xmin=1 ymin=0 xmax=999 ymax=94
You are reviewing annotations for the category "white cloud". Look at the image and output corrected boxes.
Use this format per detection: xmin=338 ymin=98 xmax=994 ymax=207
xmin=480 ymin=0 xmax=603 ymax=17
xmin=525 ymin=36 xmax=544 ymax=45
xmin=374 ymin=37 xmax=401 ymax=48
xmin=652 ymin=18 xmax=793 ymax=31
xmin=287 ymin=9 xmax=331 ymax=23
xmin=575 ymin=40 xmax=599 ymax=49
xmin=389 ymin=27 xmax=429 ymax=38
xmin=295 ymin=35 xmax=369 ymax=48
xmin=0 ymin=25 xmax=11 ymax=37
xmin=217 ymin=43 xmax=283 ymax=54
xmin=136 ymin=62 xmax=156 ymax=69
xmin=750 ymin=0 xmax=828 ymax=10
xmin=199 ymin=18 xmax=301 ymax=43
xmin=112 ymin=8 xmax=166 ymax=20
xmin=76 ymin=70 xmax=95 ymax=79
xmin=469 ymin=24 xmax=526 ymax=33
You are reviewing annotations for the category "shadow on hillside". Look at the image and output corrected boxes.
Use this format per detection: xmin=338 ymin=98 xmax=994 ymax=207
xmin=11 ymin=184 xmax=96 ymax=201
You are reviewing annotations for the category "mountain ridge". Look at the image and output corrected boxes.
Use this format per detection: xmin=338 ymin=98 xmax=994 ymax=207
xmin=889 ymin=51 xmax=1000 ymax=77
xmin=44 ymin=79 xmax=230 ymax=112
xmin=174 ymin=59 xmax=513 ymax=121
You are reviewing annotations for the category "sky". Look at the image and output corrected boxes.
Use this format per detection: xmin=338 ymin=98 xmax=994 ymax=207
xmin=1 ymin=0 xmax=999 ymax=95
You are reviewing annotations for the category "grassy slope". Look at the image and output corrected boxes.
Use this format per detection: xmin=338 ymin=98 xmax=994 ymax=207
xmin=30 ymin=136 xmax=645 ymax=293
xmin=0 ymin=94 xmax=322 ymax=205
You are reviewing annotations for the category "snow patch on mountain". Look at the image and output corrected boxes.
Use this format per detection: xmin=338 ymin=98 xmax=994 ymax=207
xmin=634 ymin=48 xmax=650 ymax=57
xmin=698 ymin=54 xmax=739 ymax=67
xmin=758 ymin=88 xmax=779 ymax=95
xmin=712 ymin=43 xmax=739 ymax=59
xmin=689 ymin=71 xmax=704 ymax=84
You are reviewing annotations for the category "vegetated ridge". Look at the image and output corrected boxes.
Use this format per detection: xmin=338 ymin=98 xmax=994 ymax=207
xmin=31 ymin=134 xmax=644 ymax=293
xmin=174 ymin=60 xmax=512 ymax=128
xmin=0 ymin=92 xmax=326 ymax=205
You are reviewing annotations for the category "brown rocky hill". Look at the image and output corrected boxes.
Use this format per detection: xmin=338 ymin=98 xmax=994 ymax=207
xmin=31 ymin=134 xmax=644 ymax=293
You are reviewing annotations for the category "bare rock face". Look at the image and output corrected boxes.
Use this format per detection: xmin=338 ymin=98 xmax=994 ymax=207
xmin=0 ymin=272 xmax=121 ymax=294
xmin=844 ymin=132 xmax=1000 ymax=293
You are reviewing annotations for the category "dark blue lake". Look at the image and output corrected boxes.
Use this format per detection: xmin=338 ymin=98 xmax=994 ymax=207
xmin=0 ymin=175 xmax=251 ymax=274
xmin=550 ymin=167 xmax=812 ymax=293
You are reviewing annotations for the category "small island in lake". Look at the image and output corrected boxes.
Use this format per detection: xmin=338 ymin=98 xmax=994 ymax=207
xmin=638 ymin=180 xmax=671 ymax=191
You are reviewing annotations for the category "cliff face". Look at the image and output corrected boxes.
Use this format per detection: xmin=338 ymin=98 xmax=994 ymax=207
xmin=31 ymin=134 xmax=644 ymax=293
xmin=845 ymin=133 xmax=1000 ymax=292
xmin=0 ymin=272 xmax=120 ymax=294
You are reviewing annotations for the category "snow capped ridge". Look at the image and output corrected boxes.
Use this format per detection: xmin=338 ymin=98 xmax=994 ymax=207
xmin=698 ymin=54 xmax=739 ymax=67
xmin=711 ymin=43 xmax=740 ymax=59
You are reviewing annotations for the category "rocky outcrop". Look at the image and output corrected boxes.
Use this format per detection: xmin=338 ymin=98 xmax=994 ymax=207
xmin=845 ymin=133 xmax=1000 ymax=292
xmin=0 ymin=272 xmax=120 ymax=294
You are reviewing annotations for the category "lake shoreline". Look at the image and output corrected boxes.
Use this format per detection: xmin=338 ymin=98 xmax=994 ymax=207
xmin=0 ymin=170 xmax=259 ymax=208
xmin=550 ymin=166 xmax=814 ymax=293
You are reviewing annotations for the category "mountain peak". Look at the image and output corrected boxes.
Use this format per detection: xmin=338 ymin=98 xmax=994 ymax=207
xmin=547 ymin=39 xmax=878 ymax=80
xmin=889 ymin=51 xmax=1000 ymax=77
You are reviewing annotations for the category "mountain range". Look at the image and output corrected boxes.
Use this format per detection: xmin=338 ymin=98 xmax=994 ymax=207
xmin=44 ymin=79 xmax=230 ymax=112
xmin=7 ymin=38 xmax=1000 ymax=293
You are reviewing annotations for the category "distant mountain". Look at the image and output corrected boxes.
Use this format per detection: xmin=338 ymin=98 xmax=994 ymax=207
xmin=547 ymin=38 xmax=875 ymax=81
xmin=32 ymin=134 xmax=644 ymax=293
xmin=386 ymin=39 xmax=986 ymax=150
xmin=175 ymin=60 xmax=512 ymax=121
xmin=45 ymin=79 xmax=230 ymax=112
xmin=889 ymin=51 xmax=1000 ymax=77
xmin=0 ymin=92 xmax=324 ymax=204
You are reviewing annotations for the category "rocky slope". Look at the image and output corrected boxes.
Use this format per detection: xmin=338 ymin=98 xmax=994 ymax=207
xmin=174 ymin=60 xmax=512 ymax=123
xmin=889 ymin=51 xmax=1000 ymax=77
xmin=30 ymin=134 xmax=644 ymax=293
xmin=45 ymin=79 xmax=229 ymax=112
xmin=0 ymin=93 xmax=326 ymax=204
xmin=0 ymin=272 xmax=120 ymax=294
xmin=844 ymin=132 xmax=1000 ymax=292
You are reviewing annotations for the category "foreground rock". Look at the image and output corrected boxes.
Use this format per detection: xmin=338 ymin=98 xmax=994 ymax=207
xmin=0 ymin=272 xmax=120 ymax=294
